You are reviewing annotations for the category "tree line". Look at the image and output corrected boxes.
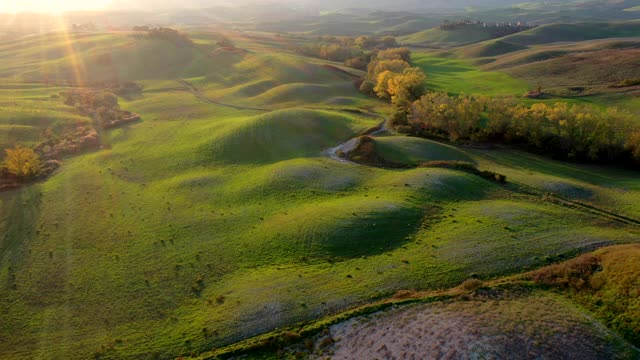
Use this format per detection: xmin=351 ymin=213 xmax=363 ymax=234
xmin=132 ymin=27 xmax=193 ymax=47
xmin=440 ymin=19 xmax=535 ymax=38
xmin=398 ymin=93 xmax=640 ymax=164
xmin=351 ymin=47 xmax=639 ymax=165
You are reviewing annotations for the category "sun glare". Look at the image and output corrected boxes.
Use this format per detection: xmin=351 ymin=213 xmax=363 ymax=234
xmin=2 ymin=0 xmax=113 ymax=13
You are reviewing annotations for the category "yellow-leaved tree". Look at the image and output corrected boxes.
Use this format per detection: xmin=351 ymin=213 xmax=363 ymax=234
xmin=386 ymin=67 xmax=426 ymax=107
xmin=2 ymin=145 xmax=41 ymax=179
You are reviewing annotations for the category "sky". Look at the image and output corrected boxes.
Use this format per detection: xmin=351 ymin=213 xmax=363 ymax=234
xmin=0 ymin=0 xmax=551 ymax=13
xmin=1 ymin=0 xmax=114 ymax=12
xmin=0 ymin=0 xmax=248 ymax=12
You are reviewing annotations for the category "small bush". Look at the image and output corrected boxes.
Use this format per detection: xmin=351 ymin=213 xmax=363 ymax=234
xmin=281 ymin=331 xmax=300 ymax=342
xmin=318 ymin=336 xmax=334 ymax=348
xmin=419 ymin=161 xmax=506 ymax=183
xmin=461 ymin=278 xmax=484 ymax=292
xmin=609 ymin=78 xmax=640 ymax=88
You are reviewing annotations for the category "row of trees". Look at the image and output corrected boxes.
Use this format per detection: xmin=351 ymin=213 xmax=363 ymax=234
xmin=312 ymin=35 xmax=398 ymax=50
xmin=350 ymin=48 xmax=639 ymax=166
xmin=399 ymin=93 xmax=640 ymax=163
xmin=297 ymin=43 xmax=364 ymax=63
xmin=359 ymin=48 xmax=427 ymax=109
xmin=440 ymin=19 xmax=535 ymax=38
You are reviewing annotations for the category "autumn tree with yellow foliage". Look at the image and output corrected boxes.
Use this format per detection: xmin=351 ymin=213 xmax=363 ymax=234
xmin=2 ymin=145 xmax=42 ymax=179
xmin=407 ymin=92 xmax=640 ymax=164
xmin=362 ymin=48 xmax=427 ymax=109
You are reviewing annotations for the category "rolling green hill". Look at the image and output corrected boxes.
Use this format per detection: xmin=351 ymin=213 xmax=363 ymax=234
xmin=411 ymin=52 xmax=529 ymax=95
xmin=399 ymin=25 xmax=495 ymax=47
xmin=496 ymin=20 xmax=640 ymax=46
xmin=0 ymin=84 xmax=89 ymax=151
xmin=224 ymin=244 xmax=640 ymax=359
xmin=457 ymin=37 xmax=640 ymax=112
xmin=460 ymin=20 xmax=640 ymax=57
xmin=1 ymin=26 xmax=639 ymax=360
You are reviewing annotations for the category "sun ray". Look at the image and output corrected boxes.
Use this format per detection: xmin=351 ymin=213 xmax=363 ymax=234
xmin=52 ymin=13 xmax=87 ymax=87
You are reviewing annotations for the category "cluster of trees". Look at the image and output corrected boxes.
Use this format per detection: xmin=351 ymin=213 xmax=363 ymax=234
xmin=2 ymin=142 xmax=67 ymax=182
xmin=359 ymin=48 xmax=426 ymax=110
xmin=133 ymin=27 xmax=193 ymax=47
xmin=63 ymin=89 xmax=140 ymax=129
xmin=71 ymin=23 xmax=97 ymax=32
xmin=398 ymin=92 xmax=640 ymax=163
xmin=295 ymin=35 xmax=399 ymax=69
xmin=110 ymin=81 xmax=143 ymax=97
xmin=440 ymin=19 xmax=535 ymax=37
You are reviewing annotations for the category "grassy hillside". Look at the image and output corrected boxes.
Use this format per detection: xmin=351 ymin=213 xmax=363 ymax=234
xmin=411 ymin=52 xmax=529 ymax=96
xmin=471 ymin=38 xmax=640 ymax=99
xmin=201 ymin=244 xmax=640 ymax=359
xmin=460 ymin=20 xmax=640 ymax=57
xmin=0 ymin=31 xmax=238 ymax=85
xmin=496 ymin=20 xmax=640 ymax=46
xmin=0 ymin=83 xmax=89 ymax=152
xmin=399 ymin=25 xmax=495 ymax=47
xmin=526 ymin=244 xmax=640 ymax=345
xmin=408 ymin=24 xmax=640 ymax=113
xmin=301 ymin=291 xmax=638 ymax=359
xmin=1 ymin=27 xmax=639 ymax=360
xmin=373 ymin=136 xmax=474 ymax=165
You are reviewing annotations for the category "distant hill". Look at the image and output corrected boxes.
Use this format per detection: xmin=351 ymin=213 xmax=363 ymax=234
xmin=460 ymin=20 xmax=640 ymax=57
xmin=399 ymin=25 xmax=496 ymax=47
xmin=493 ymin=20 xmax=640 ymax=46
xmin=482 ymin=38 xmax=640 ymax=91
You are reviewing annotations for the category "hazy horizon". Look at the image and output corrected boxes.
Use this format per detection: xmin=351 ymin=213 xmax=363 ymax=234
xmin=0 ymin=0 xmax=567 ymax=14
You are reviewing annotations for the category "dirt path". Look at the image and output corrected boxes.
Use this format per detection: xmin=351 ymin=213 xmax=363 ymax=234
xmin=325 ymin=117 xmax=389 ymax=163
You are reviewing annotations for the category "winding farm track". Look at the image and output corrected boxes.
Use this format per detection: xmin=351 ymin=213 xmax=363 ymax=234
xmin=325 ymin=118 xmax=388 ymax=163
